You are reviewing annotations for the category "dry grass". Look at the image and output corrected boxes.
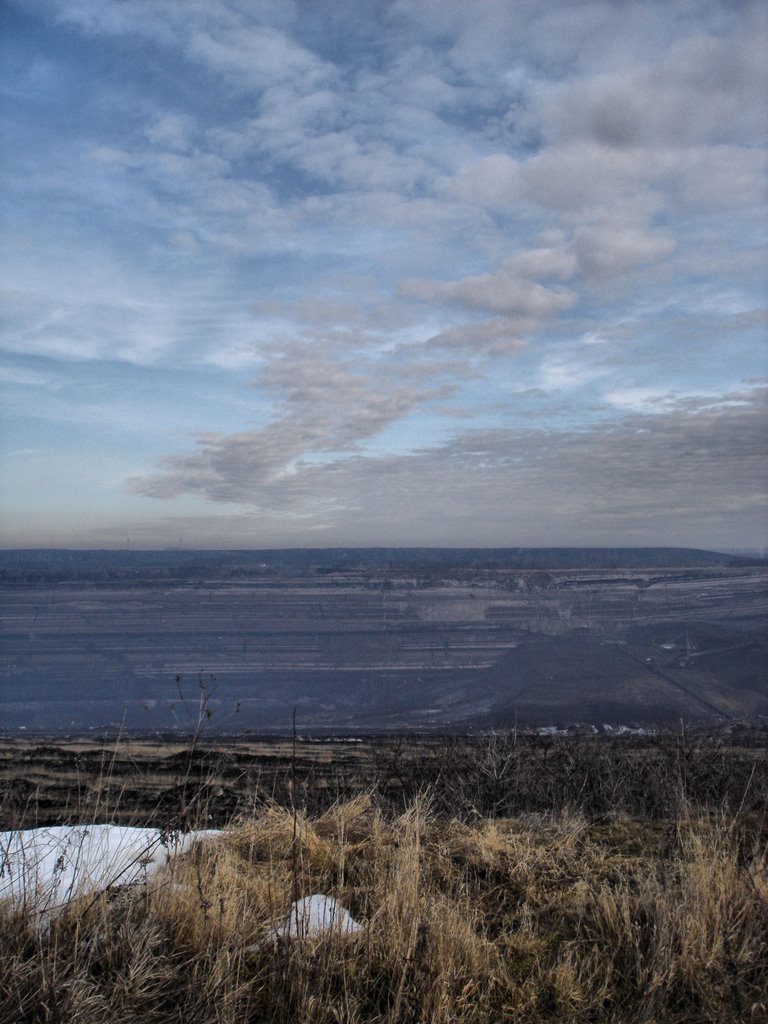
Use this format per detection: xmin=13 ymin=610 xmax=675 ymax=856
xmin=2 ymin=794 xmax=766 ymax=1024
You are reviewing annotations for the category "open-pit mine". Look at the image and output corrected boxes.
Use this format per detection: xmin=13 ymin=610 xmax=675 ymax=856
xmin=1 ymin=548 xmax=766 ymax=733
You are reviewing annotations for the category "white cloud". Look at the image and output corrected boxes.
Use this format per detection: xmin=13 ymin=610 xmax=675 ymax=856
xmin=145 ymin=114 xmax=197 ymax=153
xmin=603 ymin=387 xmax=684 ymax=413
xmin=403 ymin=263 xmax=577 ymax=318
xmin=424 ymin=318 xmax=529 ymax=355
xmin=188 ymin=24 xmax=332 ymax=92
xmin=444 ymin=154 xmax=523 ymax=208
xmin=574 ymin=219 xmax=676 ymax=278
xmin=0 ymin=365 xmax=55 ymax=388
xmin=538 ymin=357 xmax=607 ymax=393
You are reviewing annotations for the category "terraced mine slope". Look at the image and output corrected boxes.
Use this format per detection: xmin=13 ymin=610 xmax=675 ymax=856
xmin=1 ymin=550 xmax=766 ymax=732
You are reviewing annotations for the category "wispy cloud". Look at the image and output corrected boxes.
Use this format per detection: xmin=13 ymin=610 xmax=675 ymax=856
xmin=126 ymin=341 xmax=457 ymax=502
xmin=124 ymin=384 xmax=768 ymax=547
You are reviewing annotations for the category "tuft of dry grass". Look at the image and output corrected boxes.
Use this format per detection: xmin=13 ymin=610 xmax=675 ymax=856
xmin=2 ymin=793 xmax=767 ymax=1024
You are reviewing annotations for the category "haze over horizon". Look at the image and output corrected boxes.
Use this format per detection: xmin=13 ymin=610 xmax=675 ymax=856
xmin=1 ymin=0 xmax=767 ymax=551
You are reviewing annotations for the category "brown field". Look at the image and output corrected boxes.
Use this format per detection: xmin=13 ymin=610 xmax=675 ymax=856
xmin=2 ymin=730 xmax=767 ymax=829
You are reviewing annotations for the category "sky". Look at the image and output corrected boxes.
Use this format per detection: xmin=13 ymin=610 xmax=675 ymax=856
xmin=1 ymin=0 xmax=766 ymax=551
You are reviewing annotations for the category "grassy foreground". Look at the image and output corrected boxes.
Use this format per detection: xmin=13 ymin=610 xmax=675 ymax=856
xmin=2 ymin=790 xmax=767 ymax=1024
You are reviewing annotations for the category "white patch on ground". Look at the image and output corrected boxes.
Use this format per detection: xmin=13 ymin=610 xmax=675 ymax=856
xmin=0 ymin=824 xmax=219 ymax=913
xmin=265 ymin=894 xmax=364 ymax=941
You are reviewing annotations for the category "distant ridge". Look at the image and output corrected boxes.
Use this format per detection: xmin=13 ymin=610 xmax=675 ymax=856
xmin=0 ymin=547 xmax=764 ymax=582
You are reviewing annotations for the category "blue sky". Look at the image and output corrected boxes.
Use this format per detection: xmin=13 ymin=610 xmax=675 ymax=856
xmin=1 ymin=0 xmax=766 ymax=550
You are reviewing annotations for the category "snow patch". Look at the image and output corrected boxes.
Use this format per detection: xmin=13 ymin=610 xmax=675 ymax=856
xmin=0 ymin=824 xmax=219 ymax=913
xmin=264 ymin=894 xmax=363 ymax=941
